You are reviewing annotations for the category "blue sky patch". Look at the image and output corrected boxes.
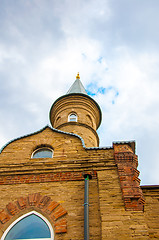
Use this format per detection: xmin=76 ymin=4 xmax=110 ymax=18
xmin=86 ymin=83 xmax=119 ymax=105
xmin=98 ymin=56 xmax=103 ymax=63
xmin=86 ymin=82 xmax=106 ymax=96
xmin=86 ymin=90 xmax=96 ymax=96
xmin=115 ymin=91 xmax=119 ymax=97
xmin=86 ymin=83 xmax=118 ymax=96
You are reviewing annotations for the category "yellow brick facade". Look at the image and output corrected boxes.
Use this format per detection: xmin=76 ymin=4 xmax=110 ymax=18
xmin=0 ymin=78 xmax=159 ymax=239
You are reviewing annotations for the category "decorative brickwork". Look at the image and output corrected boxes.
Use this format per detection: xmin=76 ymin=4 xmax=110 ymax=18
xmin=0 ymin=171 xmax=97 ymax=185
xmin=0 ymin=193 xmax=67 ymax=234
xmin=114 ymin=143 xmax=145 ymax=211
xmin=0 ymin=210 xmax=10 ymax=224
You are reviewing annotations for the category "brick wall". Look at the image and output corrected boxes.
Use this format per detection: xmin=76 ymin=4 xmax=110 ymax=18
xmin=142 ymin=186 xmax=159 ymax=239
xmin=0 ymin=127 xmax=159 ymax=239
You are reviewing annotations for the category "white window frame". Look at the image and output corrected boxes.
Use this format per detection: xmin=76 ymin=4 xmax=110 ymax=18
xmin=1 ymin=211 xmax=54 ymax=240
xmin=31 ymin=147 xmax=53 ymax=159
xmin=68 ymin=113 xmax=77 ymax=122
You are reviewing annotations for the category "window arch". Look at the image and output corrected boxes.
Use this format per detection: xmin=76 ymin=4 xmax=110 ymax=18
xmin=68 ymin=113 xmax=77 ymax=122
xmin=86 ymin=114 xmax=93 ymax=127
xmin=56 ymin=116 xmax=61 ymax=124
xmin=2 ymin=211 xmax=54 ymax=240
xmin=32 ymin=147 xmax=53 ymax=159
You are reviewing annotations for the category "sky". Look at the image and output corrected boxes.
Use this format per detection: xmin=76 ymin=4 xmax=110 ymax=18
xmin=0 ymin=0 xmax=159 ymax=185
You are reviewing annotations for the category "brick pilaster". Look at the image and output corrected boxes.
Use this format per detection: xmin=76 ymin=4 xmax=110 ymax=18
xmin=114 ymin=143 xmax=145 ymax=211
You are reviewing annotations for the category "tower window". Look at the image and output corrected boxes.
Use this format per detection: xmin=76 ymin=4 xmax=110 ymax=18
xmin=32 ymin=148 xmax=53 ymax=158
xmin=68 ymin=113 xmax=77 ymax=122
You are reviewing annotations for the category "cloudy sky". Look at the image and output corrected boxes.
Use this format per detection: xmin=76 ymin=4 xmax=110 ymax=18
xmin=0 ymin=0 xmax=159 ymax=185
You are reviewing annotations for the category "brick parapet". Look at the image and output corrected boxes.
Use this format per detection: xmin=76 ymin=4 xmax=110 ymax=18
xmin=114 ymin=143 xmax=145 ymax=211
xmin=0 ymin=193 xmax=67 ymax=235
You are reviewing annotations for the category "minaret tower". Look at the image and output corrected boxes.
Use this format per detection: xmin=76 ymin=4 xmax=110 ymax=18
xmin=49 ymin=73 xmax=102 ymax=147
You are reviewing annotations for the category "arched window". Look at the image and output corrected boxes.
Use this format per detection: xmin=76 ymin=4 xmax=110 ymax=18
xmin=32 ymin=148 xmax=53 ymax=159
xmin=2 ymin=211 xmax=54 ymax=240
xmin=68 ymin=113 xmax=77 ymax=122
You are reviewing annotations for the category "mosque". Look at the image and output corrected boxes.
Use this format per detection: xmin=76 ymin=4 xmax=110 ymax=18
xmin=0 ymin=73 xmax=158 ymax=239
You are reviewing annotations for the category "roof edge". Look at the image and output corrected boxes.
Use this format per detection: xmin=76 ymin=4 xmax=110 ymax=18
xmin=141 ymin=185 xmax=159 ymax=189
xmin=0 ymin=125 xmax=50 ymax=153
xmin=0 ymin=125 xmax=86 ymax=153
xmin=113 ymin=141 xmax=136 ymax=154
xmin=0 ymin=125 xmax=114 ymax=154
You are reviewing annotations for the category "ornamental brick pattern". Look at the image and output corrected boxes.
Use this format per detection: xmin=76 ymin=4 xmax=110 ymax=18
xmin=0 ymin=193 xmax=67 ymax=234
xmin=0 ymin=171 xmax=97 ymax=185
xmin=114 ymin=143 xmax=145 ymax=211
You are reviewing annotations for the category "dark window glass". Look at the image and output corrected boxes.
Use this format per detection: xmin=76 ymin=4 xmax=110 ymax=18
xmin=32 ymin=149 xmax=53 ymax=158
xmin=4 ymin=213 xmax=51 ymax=240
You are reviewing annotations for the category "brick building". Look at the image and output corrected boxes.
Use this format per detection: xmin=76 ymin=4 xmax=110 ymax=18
xmin=0 ymin=73 xmax=159 ymax=239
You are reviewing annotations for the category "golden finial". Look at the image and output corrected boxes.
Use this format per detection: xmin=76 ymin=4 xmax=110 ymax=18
xmin=76 ymin=72 xmax=80 ymax=79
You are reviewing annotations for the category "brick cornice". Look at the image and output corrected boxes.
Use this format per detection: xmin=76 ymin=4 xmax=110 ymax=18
xmin=0 ymin=154 xmax=115 ymax=175
xmin=0 ymin=170 xmax=97 ymax=185
xmin=0 ymin=193 xmax=67 ymax=235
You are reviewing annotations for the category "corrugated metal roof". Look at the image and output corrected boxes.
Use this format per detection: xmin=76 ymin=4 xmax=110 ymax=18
xmin=67 ymin=78 xmax=87 ymax=95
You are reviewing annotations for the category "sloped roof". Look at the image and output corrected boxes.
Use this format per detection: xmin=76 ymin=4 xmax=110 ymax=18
xmin=49 ymin=74 xmax=102 ymax=129
xmin=67 ymin=78 xmax=87 ymax=95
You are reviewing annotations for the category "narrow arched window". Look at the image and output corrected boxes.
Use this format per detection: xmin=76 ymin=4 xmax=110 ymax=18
xmin=2 ymin=211 xmax=54 ymax=240
xmin=32 ymin=148 xmax=53 ymax=159
xmin=68 ymin=113 xmax=77 ymax=122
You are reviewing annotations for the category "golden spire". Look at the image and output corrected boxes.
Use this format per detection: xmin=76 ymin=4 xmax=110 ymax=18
xmin=76 ymin=72 xmax=80 ymax=79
